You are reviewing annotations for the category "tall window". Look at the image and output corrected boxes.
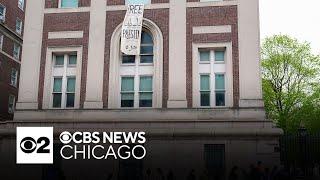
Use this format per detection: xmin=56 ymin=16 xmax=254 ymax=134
xmin=0 ymin=34 xmax=3 ymax=50
xmin=215 ymin=74 xmax=225 ymax=106
xmin=10 ymin=68 xmax=18 ymax=87
xmin=16 ymin=18 xmax=22 ymax=35
xmin=0 ymin=4 xmax=6 ymax=22
xmin=8 ymin=95 xmax=15 ymax=114
xmin=198 ymin=49 xmax=226 ymax=107
xmin=200 ymin=75 xmax=210 ymax=107
xmin=18 ymin=0 xmax=25 ymax=10
xmin=126 ymin=0 xmax=151 ymax=5
xmin=60 ymin=0 xmax=79 ymax=8
xmin=51 ymin=54 xmax=78 ymax=108
xmin=119 ymin=30 xmax=154 ymax=108
xmin=13 ymin=43 xmax=21 ymax=60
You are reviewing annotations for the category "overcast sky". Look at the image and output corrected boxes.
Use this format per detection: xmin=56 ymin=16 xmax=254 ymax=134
xmin=260 ymin=0 xmax=320 ymax=54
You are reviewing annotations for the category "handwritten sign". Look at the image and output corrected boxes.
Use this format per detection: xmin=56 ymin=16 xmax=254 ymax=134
xmin=121 ymin=4 xmax=145 ymax=55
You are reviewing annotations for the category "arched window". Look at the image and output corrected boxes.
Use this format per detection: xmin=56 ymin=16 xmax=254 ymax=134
xmin=120 ymin=30 xmax=155 ymax=108
xmin=108 ymin=19 xmax=163 ymax=109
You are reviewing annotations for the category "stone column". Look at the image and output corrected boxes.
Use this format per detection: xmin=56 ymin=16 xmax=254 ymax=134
xmin=16 ymin=0 xmax=45 ymax=110
xmin=167 ymin=0 xmax=188 ymax=108
xmin=238 ymin=0 xmax=264 ymax=107
xmin=84 ymin=0 xmax=107 ymax=109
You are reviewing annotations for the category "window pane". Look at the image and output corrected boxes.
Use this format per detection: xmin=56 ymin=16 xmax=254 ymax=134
xmin=8 ymin=95 xmax=15 ymax=113
xmin=140 ymin=55 xmax=153 ymax=63
xmin=200 ymin=51 xmax=210 ymax=62
xmin=121 ymin=93 xmax=134 ymax=107
xmin=126 ymin=0 xmax=151 ymax=5
xmin=121 ymin=77 xmax=134 ymax=91
xmin=66 ymin=93 xmax=75 ymax=108
xmin=200 ymin=75 xmax=210 ymax=91
xmin=61 ymin=0 xmax=79 ymax=8
xmin=52 ymin=93 xmax=62 ymax=108
xmin=216 ymin=91 xmax=225 ymax=106
xmin=53 ymin=78 xmax=62 ymax=92
xmin=67 ymin=77 xmax=76 ymax=92
xmin=140 ymin=46 xmax=153 ymax=54
xmin=122 ymin=55 xmax=135 ymax=64
xmin=55 ymin=55 xmax=64 ymax=66
xmin=11 ymin=69 xmax=17 ymax=86
xmin=215 ymin=74 xmax=225 ymax=90
xmin=139 ymin=92 xmax=152 ymax=107
xmin=141 ymin=31 xmax=153 ymax=44
xmin=215 ymin=51 xmax=225 ymax=62
xmin=139 ymin=76 xmax=152 ymax=91
xmin=0 ymin=6 xmax=4 ymax=15
xmin=201 ymin=92 xmax=210 ymax=107
xmin=68 ymin=55 xmax=77 ymax=65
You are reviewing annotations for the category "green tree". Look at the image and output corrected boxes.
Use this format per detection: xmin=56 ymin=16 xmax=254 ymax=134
xmin=261 ymin=35 xmax=320 ymax=132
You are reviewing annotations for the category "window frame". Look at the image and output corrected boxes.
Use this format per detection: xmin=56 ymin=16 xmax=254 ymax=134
xmin=0 ymin=4 xmax=6 ymax=22
xmin=10 ymin=68 xmax=18 ymax=87
xmin=8 ymin=94 xmax=15 ymax=114
xmin=125 ymin=0 xmax=151 ymax=5
xmin=0 ymin=34 xmax=4 ymax=50
xmin=59 ymin=0 xmax=79 ymax=8
xmin=139 ymin=75 xmax=153 ymax=108
xmin=16 ymin=18 xmax=23 ymax=35
xmin=214 ymin=73 xmax=226 ymax=107
xmin=18 ymin=0 xmax=25 ymax=11
xmin=120 ymin=76 xmax=135 ymax=108
xmin=13 ymin=43 xmax=21 ymax=60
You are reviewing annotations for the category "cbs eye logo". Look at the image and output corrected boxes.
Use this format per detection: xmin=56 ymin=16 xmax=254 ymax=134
xmin=16 ymin=127 xmax=53 ymax=164
xmin=20 ymin=136 xmax=50 ymax=154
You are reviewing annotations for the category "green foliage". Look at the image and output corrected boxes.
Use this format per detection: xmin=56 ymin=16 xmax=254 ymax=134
xmin=261 ymin=35 xmax=320 ymax=133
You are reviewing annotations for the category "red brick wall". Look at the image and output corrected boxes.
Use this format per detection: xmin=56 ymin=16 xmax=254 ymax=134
xmin=0 ymin=53 xmax=20 ymax=120
xmin=0 ymin=0 xmax=25 ymax=37
xmin=38 ymin=12 xmax=90 ymax=109
xmin=186 ymin=6 xmax=239 ymax=107
xmin=107 ymin=0 xmax=169 ymax=6
xmin=103 ymin=9 xmax=169 ymax=108
xmin=45 ymin=0 xmax=91 ymax=8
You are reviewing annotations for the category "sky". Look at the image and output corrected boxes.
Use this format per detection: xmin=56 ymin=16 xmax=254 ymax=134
xmin=259 ymin=0 xmax=320 ymax=54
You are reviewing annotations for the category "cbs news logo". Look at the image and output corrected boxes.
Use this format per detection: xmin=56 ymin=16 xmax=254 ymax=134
xmin=16 ymin=127 xmax=53 ymax=164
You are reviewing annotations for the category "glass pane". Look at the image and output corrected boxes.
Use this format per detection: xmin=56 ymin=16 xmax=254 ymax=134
xmin=215 ymin=74 xmax=225 ymax=90
xmin=121 ymin=77 xmax=134 ymax=91
xmin=68 ymin=55 xmax=77 ymax=65
xmin=216 ymin=91 xmax=225 ymax=106
xmin=52 ymin=93 xmax=62 ymax=108
xmin=140 ymin=76 xmax=152 ymax=91
xmin=66 ymin=93 xmax=75 ymax=108
xmin=55 ymin=55 xmax=64 ymax=66
xmin=0 ymin=6 xmax=4 ymax=15
xmin=126 ymin=0 xmax=150 ymax=5
xmin=61 ymin=0 xmax=79 ymax=8
xmin=67 ymin=77 xmax=76 ymax=92
xmin=11 ymin=69 xmax=17 ymax=85
xmin=215 ymin=51 xmax=225 ymax=62
xmin=200 ymin=75 xmax=210 ymax=91
xmin=140 ymin=46 xmax=153 ymax=54
xmin=53 ymin=78 xmax=62 ymax=92
xmin=122 ymin=55 xmax=135 ymax=64
xmin=121 ymin=93 xmax=134 ymax=107
xmin=201 ymin=92 xmax=210 ymax=107
xmin=140 ymin=55 xmax=153 ymax=63
xmin=139 ymin=92 xmax=152 ymax=107
xmin=141 ymin=31 xmax=153 ymax=44
xmin=200 ymin=51 xmax=210 ymax=62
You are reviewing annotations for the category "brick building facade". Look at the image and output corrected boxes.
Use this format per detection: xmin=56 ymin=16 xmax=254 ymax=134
xmin=0 ymin=0 xmax=25 ymax=120
xmin=0 ymin=0 xmax=283 ymax=179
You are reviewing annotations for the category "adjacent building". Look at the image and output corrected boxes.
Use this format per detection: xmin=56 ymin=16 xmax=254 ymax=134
xmin=0 ymin=0 xmax=283 ymax=179
xmin=0 ymin=0 xmax=25 ymax=120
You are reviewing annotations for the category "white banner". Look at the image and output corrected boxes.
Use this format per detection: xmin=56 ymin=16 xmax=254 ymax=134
xmin=121 ymin=4 xmax=145 ymax=55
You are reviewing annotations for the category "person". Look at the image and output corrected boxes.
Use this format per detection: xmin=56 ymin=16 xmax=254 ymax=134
xmin=229 ymin=166 xmax=239 ymax=180
xmin=187 ymin=169 xmax=196 ymax=180
xmin=313 ymin=163 xmax=320 ymax=180
xmin=144 ymin=168 xmax=152 ymax=180
xmin=167 ymin=169 xmax=175 ymax=180
xmin=155 ymin=168 xmax=165 ymax=180
xmin=199 ymin=170 xmax=209 ymax=180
